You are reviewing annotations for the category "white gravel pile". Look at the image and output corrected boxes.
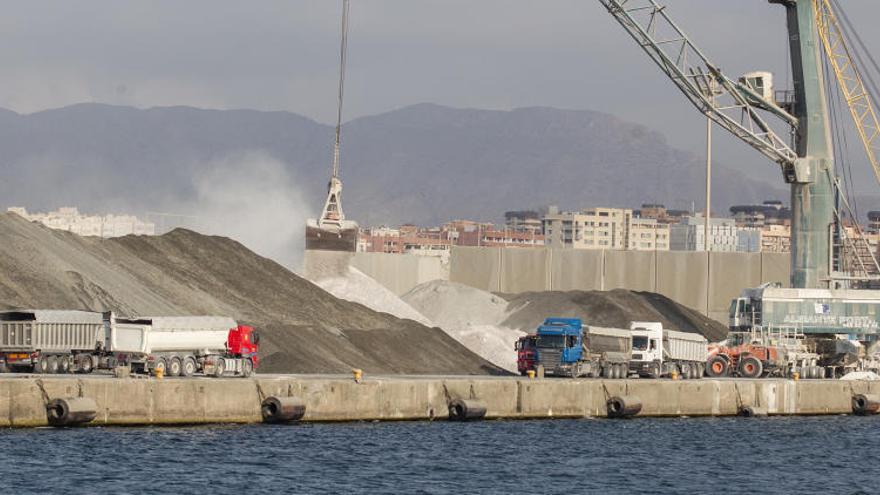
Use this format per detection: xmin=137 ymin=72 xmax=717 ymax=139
xmin=311 ymin=266 xmax=431 ymax=325
xmin=840 ymin=371 xmax=880 ymax=381
xmin=403 ymin=280 xmax=523 ymax=372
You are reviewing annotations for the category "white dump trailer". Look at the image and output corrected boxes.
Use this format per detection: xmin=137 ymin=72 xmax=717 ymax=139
xmin=110 ymin=316 xmax=257 ymax=377
xmin=629 ymin=322 xmax=708 ymax=379
xmin=0 ymin=310 xmax=104 ymax=373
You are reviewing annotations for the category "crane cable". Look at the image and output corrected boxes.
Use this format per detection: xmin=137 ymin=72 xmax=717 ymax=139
xmin=823 ymin=47 xmax=857 ymax=222
xmin=831 ymin=0 xmax=880 ymax=103
xmin=331 ymin=0 xmax=350 ymax=180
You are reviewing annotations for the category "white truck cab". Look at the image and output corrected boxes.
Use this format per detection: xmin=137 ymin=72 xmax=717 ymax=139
xmin=629 ymin=321 xmax=707 ymax=379
xmin=630 ymin=321 xmax=663 ymax=365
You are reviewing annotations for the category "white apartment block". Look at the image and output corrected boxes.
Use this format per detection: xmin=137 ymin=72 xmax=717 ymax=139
xmin=542 ymin=207 xmax=669 ymax=251
xmin=7 ymin=207 xmax=155 ymax=238
xmin=669 ymin=215 xmax=747 ymax=252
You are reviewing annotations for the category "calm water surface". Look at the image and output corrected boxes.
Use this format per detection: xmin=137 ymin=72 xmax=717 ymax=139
xmin=2 ymin=416 xmax=877 ymax=494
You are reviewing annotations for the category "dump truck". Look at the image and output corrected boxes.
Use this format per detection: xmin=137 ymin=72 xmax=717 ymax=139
xmin=629 ymin=322 xmax=707 ymax=379
xmin=515 ymin=334 xmax=538 ymax=376
xmin=534 ymin=318 xmax=631 ymax=378
xmin=109 ymin=316 xmax=259 ymax=377
xmin=0 ymin=310 xmax=259 ymax=376
xmin=0 ymin=310 xmax=104 ymax=373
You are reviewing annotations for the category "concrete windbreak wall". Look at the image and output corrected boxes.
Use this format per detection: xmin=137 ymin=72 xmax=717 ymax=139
xmin=350 ymin=252 xmax=446 ymax=295
xmin=449 ymin=247 xmax=792 ymax=321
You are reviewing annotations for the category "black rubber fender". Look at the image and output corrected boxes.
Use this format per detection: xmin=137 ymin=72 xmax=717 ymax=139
xmin=738 ymin=405 xmax=768 ymax=418
xmin=852 ymin=394 xmax=880 ymax=416
xmin=46 ymin=397 xmax=97 ymax=426
xmin=606 ymin=395 xmax=642 ymax=418
xmin=448 ymin=398 xmax=487 ymax=421
xmin=261 ymin=396 xmax=306 ymax=423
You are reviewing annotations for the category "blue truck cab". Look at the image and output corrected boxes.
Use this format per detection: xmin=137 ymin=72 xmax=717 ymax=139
xmin=535 ymin=318 xmax=584 ymax=376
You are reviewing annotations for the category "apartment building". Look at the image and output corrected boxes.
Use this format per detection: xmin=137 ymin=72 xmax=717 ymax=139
xmin=542 ymin=206 xmax=669 ymax=251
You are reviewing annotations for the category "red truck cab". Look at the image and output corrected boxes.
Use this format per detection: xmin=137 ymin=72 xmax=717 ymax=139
xmin=227 ymin=325 xmax=260 ymax=368
xmin=515 ymin=335 xmax=538 ymax=376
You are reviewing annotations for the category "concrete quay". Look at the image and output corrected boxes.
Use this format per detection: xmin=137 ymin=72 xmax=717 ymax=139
xmin=1 ymin=375 xmax=877 ymax=427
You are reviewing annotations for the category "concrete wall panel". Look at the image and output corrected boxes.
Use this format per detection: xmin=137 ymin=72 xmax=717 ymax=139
xmin=709 ymin=252 xmax=762 ymax=315
xmin=351 ymin=253 xmax=446 ymax=295
xmin=761 ymin=252 xmax=791 ymax=287
xmin=450 ymin=247 xmax=503 ymax=292
xmin=500 ymin=248 xmax=551 ymax=293
xmin=604 ymin=250 xmax=657 ymax=292
xmin=550 ymin=249 xmax=603 ymax=291
xmin=656 ymin=251 xmax=709 ymax=315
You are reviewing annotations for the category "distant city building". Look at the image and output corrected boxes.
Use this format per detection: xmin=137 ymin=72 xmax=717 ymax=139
xmin=669 ymin=215 xmax=744 ymax=252
xmin=868 ymin=211 xmax=880 ymax=235
xmin=7 ymin=207 xmax=155 ymax=238
xmin=635 ymin=204 xmax=690 ymax=225
xmin=729 ymin=200 xmax=791 ymax=228
xmin=760 ymin=224 xmax=791 ymax=253
xmin=504 ymin=210 xmax=542 ymax=234
xmin=542 ymin=206 xmax=669 ymax=251
xmin=358 ymin=217 xmax=543 ymax=262
xmin=629 ymin=217 xmax=670 ymax=251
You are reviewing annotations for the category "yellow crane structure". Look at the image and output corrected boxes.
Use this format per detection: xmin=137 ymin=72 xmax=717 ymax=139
xmin=814 ymin=0 xmax=880 ymax=185
xmin=813 ymin=0 xmax=880 ymax=280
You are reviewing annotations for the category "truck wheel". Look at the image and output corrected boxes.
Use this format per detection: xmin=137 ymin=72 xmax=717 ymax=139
xmin=648 ymin=362 xmax=660 ymax=379
xmin=706 ymin=356 xmax=728 ymax=378
xmin=214 ymin=358 xmax=225 ymax=378
xmin=34 ymin=356 xmax=48 ymax=374
xmin=682 ymin=363 xmax=693 ymax=380
xmin=47 ymin=356 xmax=60 ymax=374
xmin=738 ymin=356 xmax=763 ymax=379
xmin=79 ymin=355 xmax=93 ymax=374
xmin=181 ymin=357 xmax=196 ymax=377
xmin=243 ymin=358 xmax=254 ymax=378
xmin=59 ymin=355 xmax=71 ymax=374
xmin=153 ymin=358 xmax=167 ymax=376
xmin=169 ymin=357 xmax=182 ymax=377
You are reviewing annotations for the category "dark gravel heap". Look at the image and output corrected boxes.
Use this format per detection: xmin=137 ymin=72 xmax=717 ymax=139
xmin=500 ymin=289 xmax=728 ymax=342
xmin=0 ymin=213 xmax=503 ymax=374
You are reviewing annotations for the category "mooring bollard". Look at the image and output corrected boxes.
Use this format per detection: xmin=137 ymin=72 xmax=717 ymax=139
xmin=738 ymin=405 xmax=768 ymax=418
xmin=527 ymin=370 xmax=536 ymax=379
xmin=261 ymin=396 xmax=307 ymax=423
xmin=47 ymin=397 xmax=98 ymax=427
xmin=448 ymin=398 xmax=487 ymax=421
xmin=852 ymin=394 xmax=880 ymax=416
xmin=352 ymin=369 xmax=363 ymax=383
xmin=536 ymin=365 xmax=545 ymax=379
xmin=606 ymin=395 xmax=642 ymax=419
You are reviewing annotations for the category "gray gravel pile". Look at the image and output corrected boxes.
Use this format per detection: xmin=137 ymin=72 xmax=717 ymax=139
xmin=0 ymin=213 xmax=503 ymax=375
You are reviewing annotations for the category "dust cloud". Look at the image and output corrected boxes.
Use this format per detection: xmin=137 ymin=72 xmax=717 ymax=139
xmin=168 ymin=151 xmax=313 ymax=270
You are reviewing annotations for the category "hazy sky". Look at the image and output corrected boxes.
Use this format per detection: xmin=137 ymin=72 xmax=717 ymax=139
xmin=1 ymin=0 xmax=878 ymax=189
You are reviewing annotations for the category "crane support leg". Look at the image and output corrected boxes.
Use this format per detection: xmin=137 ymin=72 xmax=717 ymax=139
xmin=775 ymin=0 xmax=836 ymax=288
